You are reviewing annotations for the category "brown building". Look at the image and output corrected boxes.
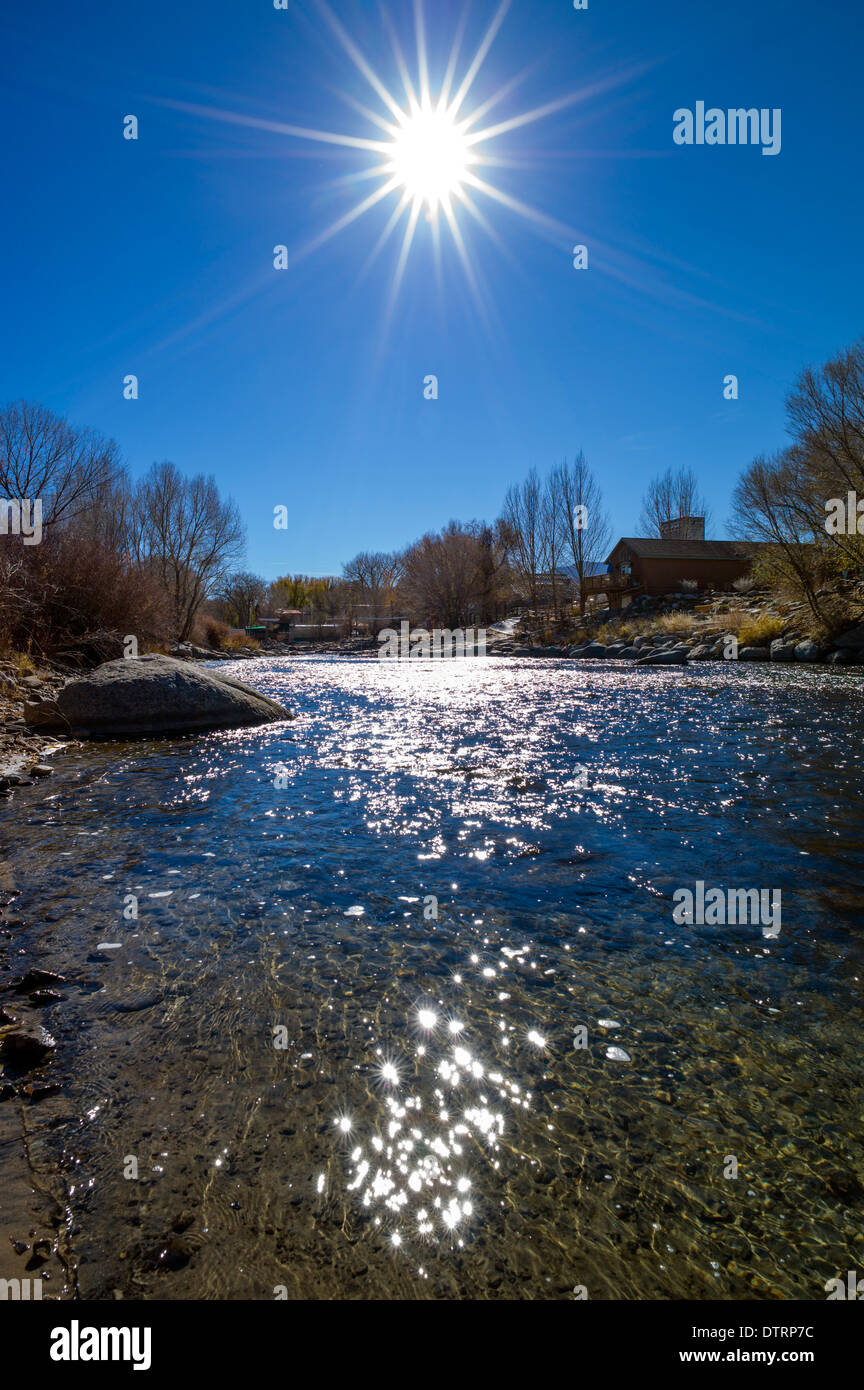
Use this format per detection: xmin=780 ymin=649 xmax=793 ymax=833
xmin=582 ymin=532 xmax=758 ymax=610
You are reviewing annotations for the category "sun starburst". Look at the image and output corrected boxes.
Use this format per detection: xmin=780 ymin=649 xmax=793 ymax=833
xmin=157 ymin=0 xmax=650 ymax=331
xmin=386 ymin=100 xmax=474 ymax=213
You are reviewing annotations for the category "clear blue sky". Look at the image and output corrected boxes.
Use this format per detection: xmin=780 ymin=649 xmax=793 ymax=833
xmin=3 ymin=0 xmax=863 ymax=579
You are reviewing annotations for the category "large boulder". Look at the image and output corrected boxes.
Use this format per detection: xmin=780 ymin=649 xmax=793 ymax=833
xmin=23 ymin=655 xmax=293 ymax=737
xmin=794 ymin=639 xmax=822 ymax=663
xmin=770 ymin=639 xmax=797 ymax=662
xmin=833 ymin=624 xmax=864 ymax=650
xmin=636 ymin=650 xmax=688 ymax=667
xmin=739 ymin=647 xmax=770 ymax=662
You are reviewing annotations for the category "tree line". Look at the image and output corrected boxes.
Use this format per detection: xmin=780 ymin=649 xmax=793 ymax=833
xmin=0 ymin=400 xmax=244 ymax=655
xmin=732 ymin=337 xmax=864 ymax=628
xmin=4 ymin=335 xmax=861 ymax=656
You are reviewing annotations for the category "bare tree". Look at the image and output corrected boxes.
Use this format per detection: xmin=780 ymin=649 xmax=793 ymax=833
xmin=731 ymin=448 xmax=835 ymax=626
xmin=540 ymin=469 xmax=567 ymax=619
xmin=500 ymin=469 xmax=543 ymax=613
xmin=131 ymin=462 xmax=245 ymax=642
xmin=400 ymin=521 xmax=507 ymax=628
xmin=639 ymin=466 xmax=712 ymax=537
xmin=785 ymin=338 xmax=864 ymax=572
xmin=554 ymin=452 xmax=612 ymax=617
xmin=218 ymin=571 xmax=269 ymax=628
xmin=342 ymin=550 xmax=402 ymax=628
xmin=0 ymin=400 xmax=121 ymax=530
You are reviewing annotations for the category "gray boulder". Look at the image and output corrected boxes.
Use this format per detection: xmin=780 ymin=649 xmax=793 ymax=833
xmin=833 ymin=624 xmax=864 ymax=649
xmin=580 ymin=644 xmax=609 ymax=659
xmin=23 ymin=655 xmax=293 ymax=737
xmin=770 ymin=639 xmax=797 ymax=662
xmin=636 ymin=650 xmax=688 ymax=667
xmin=794 ymin=639 xmax=822 ymax=662
xmin=739 ymin=647 xmax=771 ymax=662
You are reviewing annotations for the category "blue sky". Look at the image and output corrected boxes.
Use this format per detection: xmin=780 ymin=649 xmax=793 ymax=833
xmin=3 ymin=0 xmax=863 ymax=579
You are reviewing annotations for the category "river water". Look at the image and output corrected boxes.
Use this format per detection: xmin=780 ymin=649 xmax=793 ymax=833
xmin=1 ymin=654 xmax=863 ymax=1301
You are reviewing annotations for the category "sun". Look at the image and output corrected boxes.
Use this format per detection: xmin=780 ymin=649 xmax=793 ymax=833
xmin=387 ymin=102 xmax=473 ymax=214
xmin=163 ymin=1 xmax=637 ymax=315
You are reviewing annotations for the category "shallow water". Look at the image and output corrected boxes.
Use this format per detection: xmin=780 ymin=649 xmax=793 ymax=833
xmin=1 ymin=655 xmax=863 ymax=1300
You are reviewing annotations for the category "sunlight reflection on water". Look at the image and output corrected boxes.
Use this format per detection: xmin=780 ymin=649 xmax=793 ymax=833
xmin=3 ymin=655 xmax=864 ymax=1299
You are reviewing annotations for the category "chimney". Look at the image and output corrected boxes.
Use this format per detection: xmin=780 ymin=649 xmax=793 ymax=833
xmin=660 ymin=515 xmax=705 ymax=540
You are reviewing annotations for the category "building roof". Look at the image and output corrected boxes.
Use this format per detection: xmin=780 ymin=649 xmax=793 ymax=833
xmin=609 ymin=537 xmax=759 ymax=561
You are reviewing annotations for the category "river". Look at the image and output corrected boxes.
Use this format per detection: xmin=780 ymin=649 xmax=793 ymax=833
xmin=1 ymin=654 xmax=863 ymax=1300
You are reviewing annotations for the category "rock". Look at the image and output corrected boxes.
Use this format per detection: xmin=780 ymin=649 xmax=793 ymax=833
xmin=0 ymin=1007 xmax=20 ymax=1026
xmin=794 ymin=639 xmax=822 ymax=663
xmin=636 ymin=650 xmax=688 ymax=667
xmin=24 ymin=655 xmax=294 ymax=737
xmin=618 ymin=647 xmax=640 ymax=659
xmin=0 ymin=1026 xmax=56 ymax=1066
xmin=832 ymin=624 xmax=864 ymax=649
xmin=172 ymin=643 xmax=224 ymax=662
xmin=828 ymin=650 xmax=853 ymax=665
xmin=739 ymin=647 xmax=770 ymax=661
xmin=687 ymin=644 xmax=712 ymax=660
xmin=580 ymin=644 xmax=608 ymax=659
xmin=0 ymin=773 xmax=28 ymax=790
xmin=142 ymin=1236 xmax=192 ymax=1272
xmin=15 ymin=970 xmax=66 ymax=994
xmin=770 ymin=639 xmax=797 ymax=662
xmin=29 ymin=764 xmax=53 ymax=778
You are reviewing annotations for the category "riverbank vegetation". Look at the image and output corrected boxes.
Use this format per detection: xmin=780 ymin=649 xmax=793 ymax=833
xmin=2 ymin=338 xmax=863 ymax=663
xmin=732 ymin=339 xmax=864 ymax=634
xmin=0 ymin=402 xmax=244 ymax=661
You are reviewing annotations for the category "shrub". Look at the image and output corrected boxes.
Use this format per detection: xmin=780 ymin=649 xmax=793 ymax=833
xmin=0 ymin=531 xmax=170 ymax=658
xmin=737 ymin=614 xmax=787 ymax=647
xmin=222 ymin=630 xmax=259 ymax=652
xmin=202 ymin=618 xmax=230 ymax=651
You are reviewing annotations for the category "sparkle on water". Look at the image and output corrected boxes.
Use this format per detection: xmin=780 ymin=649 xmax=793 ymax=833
xmin=3 ymin=653 xmax=864 ymax=1299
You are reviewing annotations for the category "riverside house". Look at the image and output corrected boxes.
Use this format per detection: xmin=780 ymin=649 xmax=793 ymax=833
xmin=581 ymin=517 xmax=757 ymax=611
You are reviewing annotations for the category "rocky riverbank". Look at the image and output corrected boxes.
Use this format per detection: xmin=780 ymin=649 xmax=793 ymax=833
xmin=0 ymin=659 xmax=66 ymax=788
xmin=493 ymin=590 xmax=864 ymax=668
xmin=0 ymin=646 xmax=295 ymax=780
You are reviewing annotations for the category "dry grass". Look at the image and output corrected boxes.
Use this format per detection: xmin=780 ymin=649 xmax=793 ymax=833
xmin=221 ymin=631 xmax=259 ymax=652
xmin=615 ymin=612 xmax=715 ymax=641
xmin=736 ymin=614 xmax=787 ymax=648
